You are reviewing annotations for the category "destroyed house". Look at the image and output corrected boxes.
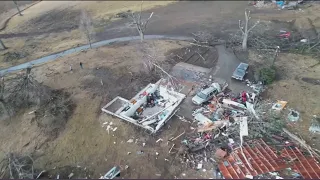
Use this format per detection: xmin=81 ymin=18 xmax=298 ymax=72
xmin=101 ymin=79 xmax=186 ymax=133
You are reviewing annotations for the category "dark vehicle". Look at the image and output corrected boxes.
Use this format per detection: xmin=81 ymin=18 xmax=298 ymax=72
xmin=232 ymin=63 xmax=249 ymax=81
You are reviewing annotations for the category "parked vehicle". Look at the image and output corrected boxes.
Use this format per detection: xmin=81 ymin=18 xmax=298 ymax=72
xmin=192 ymin=83 xmax=221 ymax=105
xmin=232 ymin=63 xmax=249 ymax=81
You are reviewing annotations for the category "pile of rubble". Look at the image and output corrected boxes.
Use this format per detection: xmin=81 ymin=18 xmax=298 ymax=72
xmin=178 ymin=81 xmax=320 ymax=179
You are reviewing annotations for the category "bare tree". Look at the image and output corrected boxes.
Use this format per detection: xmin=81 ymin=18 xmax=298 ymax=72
xmin=239 ymin=9 xmax=260 ymax=50
xmin=79 ymin=10 xmax=94 ymax=48
xmin=127 ymin=1 xmax=154 ymax=42
xmin=0 ymin=39 xmax=7 ymax=50
xmin=13 ymin=1 xmax=22 ymax=16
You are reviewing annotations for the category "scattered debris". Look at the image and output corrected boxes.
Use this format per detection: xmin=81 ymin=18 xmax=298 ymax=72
xmin=197 ymin=163 xmax=203 ymax=170
xmin=36 ymin=170 xmax=46 ymax=179
xmin=100 ymin=166 xmax=121 ymax=179
xmin=169 ymin=144 xmax=175 ymax=153
xmin=171 ymin=131 xmax=185 ymax=141
xmin=137 ymin=151 xmax=144 ymax=155
xmin=156 ymin=138 xmax=163 ymax=143
xmin=68 ymin=173 xmax=74 ymax=179
xmin=309 ymin=115 xmax=320 ymax=133
xmin=271 ymin=100 xmax=288 ymax=111
xmin=214 ymin=148 xmax=227 ymax=159
xmin=127 ymin=139 xmax=134 ymax=143
xmin=287 ymin=109 xmax=300 ymax=122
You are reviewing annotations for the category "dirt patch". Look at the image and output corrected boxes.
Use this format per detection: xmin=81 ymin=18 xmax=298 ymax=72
xmin=293 ymin=17 xmax=318 ymax=40
xmin=167 ymin=45 xmax=218 ymax=69
xmin=81 ymin=66 xmax=160 ymax=102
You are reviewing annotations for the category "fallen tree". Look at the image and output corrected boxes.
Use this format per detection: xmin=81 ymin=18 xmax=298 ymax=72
xmin=0 ymin=68 xmax=75 ymax=137
xmin=0 ymin=153 xmax=35 ymax=179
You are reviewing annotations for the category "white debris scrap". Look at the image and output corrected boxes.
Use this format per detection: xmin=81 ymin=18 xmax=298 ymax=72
xmin=127 ymin=139 xmax=134 ymax=143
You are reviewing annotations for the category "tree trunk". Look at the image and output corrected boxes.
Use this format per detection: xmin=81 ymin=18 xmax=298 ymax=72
xmin=86 ymin=33 xmax=92 ymax=48
xmin=272 ymin=47 xmax=279 ymax=66
xmin=139 ymin=31 xmax=144 ymax=42
xmin=88 ymin=37 xmax=92 ymax=48
xmin=0 ymin=39 xmax=7 ymax=50
xmin=242 ymin=33 xmax=248 ymax=50
xmin=13 ymin=1 xmax=22 ymax=16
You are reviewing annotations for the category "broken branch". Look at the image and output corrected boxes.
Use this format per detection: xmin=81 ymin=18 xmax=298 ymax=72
xmin=248 ymin=20 xmax=260 ymax=32
xmin=169 ymin=144 xmax=175 ymax=153
xmin=239 ymin=20 xmax=244 ymax=34
xmin=171 ymin=131 xmax=185 ymax=141
xmin=196 ymin=52 xmax=205 ymax=61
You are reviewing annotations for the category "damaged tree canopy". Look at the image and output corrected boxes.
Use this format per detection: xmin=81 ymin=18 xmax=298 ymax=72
xmin=6 ymin=67 xmax=51 ymax=114
xmin=0 ymin=153 xmax=35 ymax=179
xmin=0 ymin=68 xmax=75 ymax=137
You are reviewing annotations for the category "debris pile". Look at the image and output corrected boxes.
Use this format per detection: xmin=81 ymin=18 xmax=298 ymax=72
xmin=309 ymin=115 xmax=320 ymax=134
xmin=101 ymin=78 xmax=186 ymax=134
xmin=177 ymin=80 xmax=320 ymax=179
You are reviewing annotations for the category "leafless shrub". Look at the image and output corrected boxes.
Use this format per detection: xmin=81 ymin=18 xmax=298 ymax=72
xmin=34 ymin=90 xmax=75 ymax=138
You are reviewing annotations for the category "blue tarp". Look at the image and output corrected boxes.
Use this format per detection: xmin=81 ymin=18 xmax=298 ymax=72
xmin=276 ymin=1 xmax=284 ymax=7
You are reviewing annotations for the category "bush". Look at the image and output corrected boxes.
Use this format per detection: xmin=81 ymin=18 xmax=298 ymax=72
xmin=259 ymin=66 xmax=276 ymax=85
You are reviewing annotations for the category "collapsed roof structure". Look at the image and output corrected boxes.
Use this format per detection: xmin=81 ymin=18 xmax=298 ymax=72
xmin=101 ymin=79 xmax=186 ymax=134
xmin=218 ymin=139 xmax=320 ymax=179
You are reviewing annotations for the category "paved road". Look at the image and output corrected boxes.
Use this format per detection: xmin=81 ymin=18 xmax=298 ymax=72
xmin=0 ymin=35 xmax=192 ymax=75
xmin=0 ymin=1 xmax=252 ymax=93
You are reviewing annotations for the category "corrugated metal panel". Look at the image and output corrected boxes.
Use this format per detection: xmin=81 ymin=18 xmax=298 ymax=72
xmin=219 ymin=139 xmax=320 ymax=179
